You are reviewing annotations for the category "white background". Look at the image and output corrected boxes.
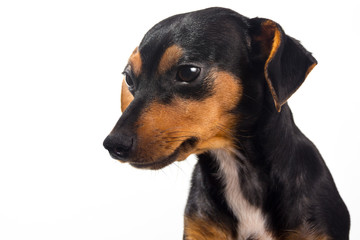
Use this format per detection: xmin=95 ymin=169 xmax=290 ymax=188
xmin=0 ymin=0 xmax=359 ymax=239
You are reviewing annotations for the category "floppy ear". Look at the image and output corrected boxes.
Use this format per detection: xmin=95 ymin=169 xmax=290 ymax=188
xmin=249 ymin=18 xmax=317 ymax=112
xmin=121 ymin=78 xmax=134 ymax=112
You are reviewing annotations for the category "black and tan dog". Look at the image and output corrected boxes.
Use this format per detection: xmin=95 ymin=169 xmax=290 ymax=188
xmin=103 ymin=7 xmax=350 ymax=240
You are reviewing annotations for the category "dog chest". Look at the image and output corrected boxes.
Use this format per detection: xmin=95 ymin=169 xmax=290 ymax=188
xmin=212 ymin=149 xmax=273 ymax=240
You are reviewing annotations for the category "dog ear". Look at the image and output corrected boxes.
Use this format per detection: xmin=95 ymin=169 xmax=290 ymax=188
xmin=121 ymin=78 xmax=134 ymax=112
xmin=249 ymin=18 xmax=317 ymax=112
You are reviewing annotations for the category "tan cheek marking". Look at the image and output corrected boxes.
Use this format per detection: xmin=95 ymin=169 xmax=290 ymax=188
xmin=157 ymin=44 xmax=183 ymax=74
xmin=121 ymin=78 xmax=134 ymax=112
xmin=135 ymin=71 xmax=242 ymax=162
xmin=194 ymin=71 xmax=242 ymax=152
xmin=129 ymin=47 xmax=142 ymax=76
xmin=184 ymin=216 xmax=233 ymax=240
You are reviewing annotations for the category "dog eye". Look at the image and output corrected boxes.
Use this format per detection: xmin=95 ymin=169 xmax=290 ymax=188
xmin=124 ymin=74 xmax=135 ymax=89
xmin=176 ymin=66 xmax=201 ymax=83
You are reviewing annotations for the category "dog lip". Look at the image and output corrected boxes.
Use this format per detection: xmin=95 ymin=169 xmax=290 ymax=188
xmin=129 ymin=145 xmax=181 ymax=170
xmin=129 ymin=137 xmax=198 ymax=170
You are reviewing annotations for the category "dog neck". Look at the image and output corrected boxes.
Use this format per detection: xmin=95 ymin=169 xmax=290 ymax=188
xmin=210 ymin=149 xmax=273 ymax=240
xmin=251 ymin=103 xmax=323 ymax=178
xmin=202 ymin=104 xmax=320 ymax=239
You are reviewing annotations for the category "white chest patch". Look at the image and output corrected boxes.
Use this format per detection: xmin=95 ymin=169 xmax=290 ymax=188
xmin=212 ymin=149 xmax=273 ymax=240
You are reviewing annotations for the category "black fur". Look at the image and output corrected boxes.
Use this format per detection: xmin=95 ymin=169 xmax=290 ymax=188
xmin=104 ymin=7 xmax=350 ymax=239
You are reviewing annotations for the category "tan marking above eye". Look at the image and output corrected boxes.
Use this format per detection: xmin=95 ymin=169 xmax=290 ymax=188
xmin=121 ymin=78 xmax=134 ymax=112
xmin=157 ymin=45 xmax=183 ymax=74
xmin=128 ymin=47 xmax=142 ymax=77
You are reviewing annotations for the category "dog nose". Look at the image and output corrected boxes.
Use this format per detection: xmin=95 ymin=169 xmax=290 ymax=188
xmin=103 ymin=134 xmax=134 ymax=161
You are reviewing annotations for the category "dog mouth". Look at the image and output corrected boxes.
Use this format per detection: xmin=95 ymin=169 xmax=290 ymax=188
xmin=129 ymin=137 xmax=198 ymax=170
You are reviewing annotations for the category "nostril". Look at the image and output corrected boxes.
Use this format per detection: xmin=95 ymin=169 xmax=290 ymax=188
xmin=114 ymin=149 xmax=123 ymax=156
xmin=103 ymin=134 xmax=134 ymax=161
xmin=114 ymin=143 xmax=131 ymax=155
xmin=112 ymin=142 xmax=133 ymax=160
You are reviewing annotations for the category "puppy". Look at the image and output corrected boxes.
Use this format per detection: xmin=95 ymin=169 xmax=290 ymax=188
xmin=104 ymin=7 xmax=350 ymax=240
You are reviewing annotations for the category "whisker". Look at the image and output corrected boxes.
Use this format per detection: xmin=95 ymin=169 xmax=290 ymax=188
xmin=152 ymin=125 xmax=196 ymax=135
xmin=173 ymin=162 xmax=185 ymax=174
xmin=164 ymin=140 xmax=187 ymax=143
xmin=163 ymin=136 xmax=194 ymax=139
xmin=167 ymin=130 xmax=197 ymax=134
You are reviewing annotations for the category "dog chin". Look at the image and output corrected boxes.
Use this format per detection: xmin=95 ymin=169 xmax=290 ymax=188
xmin=129 ymin=157 xmax=177 ymax=170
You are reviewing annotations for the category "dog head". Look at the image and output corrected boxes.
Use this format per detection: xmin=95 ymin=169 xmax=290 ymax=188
xmin=103 ymin=7 xmax=316 ymax=169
